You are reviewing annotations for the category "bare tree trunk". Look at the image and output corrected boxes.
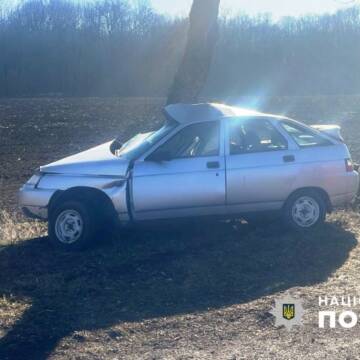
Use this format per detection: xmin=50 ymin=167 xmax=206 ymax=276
xmin=166 ymin=0 xmax=220 ymax=105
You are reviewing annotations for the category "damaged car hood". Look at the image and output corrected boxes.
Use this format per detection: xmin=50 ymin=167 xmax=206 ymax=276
xmin=40 ymin=141 xmax=130 ymax=177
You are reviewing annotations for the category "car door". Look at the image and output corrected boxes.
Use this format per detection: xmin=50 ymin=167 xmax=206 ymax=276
xmin=225 ymin=117 xmax=298 ymax=212
xmin=131 ymin=120 xmax=226 ymax=220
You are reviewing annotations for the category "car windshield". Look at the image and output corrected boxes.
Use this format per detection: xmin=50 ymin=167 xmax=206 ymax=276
xmin=116 ymin=118 xmax=178 ymax=160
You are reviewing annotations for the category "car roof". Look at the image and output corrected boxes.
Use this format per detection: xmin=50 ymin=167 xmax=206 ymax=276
xmin=164 ymin=103 xmax=286 ymax=124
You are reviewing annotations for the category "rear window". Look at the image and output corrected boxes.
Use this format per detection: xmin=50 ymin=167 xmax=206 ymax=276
xmin=281 ymin=121 xmax=332 ymax=148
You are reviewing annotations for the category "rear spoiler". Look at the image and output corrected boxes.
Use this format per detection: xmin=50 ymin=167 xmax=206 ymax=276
xmin=311 ymin=124 xmax=344 ymax=142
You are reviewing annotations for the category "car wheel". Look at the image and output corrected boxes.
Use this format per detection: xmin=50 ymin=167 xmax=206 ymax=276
xmin=283 ymin=190 xmax=326 ymax=230
xmin=49 ymin=201 xmax=97 ymax=250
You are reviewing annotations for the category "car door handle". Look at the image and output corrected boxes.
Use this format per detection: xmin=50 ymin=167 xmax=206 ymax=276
xmin=283 ymin=155 xmax=295 ymax=163
xmin=207 ymin=161 xmax=220 ymax=169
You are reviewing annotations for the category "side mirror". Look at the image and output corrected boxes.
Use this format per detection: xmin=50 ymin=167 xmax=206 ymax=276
xmin=110 ymin=139 xmax=123 ymax=155
xmin=147 ymin=151 xmax=172 ymax=162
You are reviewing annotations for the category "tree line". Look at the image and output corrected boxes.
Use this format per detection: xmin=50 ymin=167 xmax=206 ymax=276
xmin=1 ymin=0 xmax=360 ymax=98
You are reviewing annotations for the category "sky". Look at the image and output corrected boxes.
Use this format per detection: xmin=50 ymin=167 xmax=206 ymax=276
xmin=3 ymin=0 xmax=356 ymax=19
xmin=150 ymin=0 xmax=355 ymax=19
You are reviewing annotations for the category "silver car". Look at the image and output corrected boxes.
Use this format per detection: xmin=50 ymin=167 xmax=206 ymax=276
xmin=19 ymin=103 xmax=359 ymax=250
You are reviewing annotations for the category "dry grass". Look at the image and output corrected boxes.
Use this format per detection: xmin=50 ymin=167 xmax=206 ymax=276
xmin=0 ymin=210 xmax=359 ymax=360
xmin=0 ymin=211 xmax=46 ymax=246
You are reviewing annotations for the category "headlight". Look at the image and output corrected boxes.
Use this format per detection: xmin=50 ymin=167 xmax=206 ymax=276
xmin=26 ymin=171 xmax=43 ymax=187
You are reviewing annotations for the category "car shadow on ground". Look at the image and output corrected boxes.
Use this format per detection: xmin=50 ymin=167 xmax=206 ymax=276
xmin=0 ymin=219 xmax=357 ymax=359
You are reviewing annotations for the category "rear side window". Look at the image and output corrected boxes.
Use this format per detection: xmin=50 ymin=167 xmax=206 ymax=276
xmin=229 ymin=118 xmax=288 ymax=155
xmin=281 ymin=121 xmax=332 ymax=148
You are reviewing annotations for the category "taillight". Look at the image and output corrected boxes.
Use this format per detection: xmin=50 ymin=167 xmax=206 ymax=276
xmin=345 ymin=158 xmax=354 ymax=172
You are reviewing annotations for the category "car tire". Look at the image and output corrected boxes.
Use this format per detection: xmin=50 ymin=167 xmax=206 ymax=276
xmin=283 ymin=190 xmax=326 ymax=231
xmin=48 ymin=200 xmax=98 ymax=251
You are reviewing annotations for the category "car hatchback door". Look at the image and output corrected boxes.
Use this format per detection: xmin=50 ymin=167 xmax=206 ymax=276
xmin=131 ymin=120 xmax=226 ymax=220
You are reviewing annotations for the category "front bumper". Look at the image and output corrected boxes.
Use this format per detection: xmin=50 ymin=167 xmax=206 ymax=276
xmin=19 ymin=185 xmax=56 ymax=220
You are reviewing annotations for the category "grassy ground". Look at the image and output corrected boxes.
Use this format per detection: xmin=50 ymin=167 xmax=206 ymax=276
xmin=0 ymin=97 xmax=360 ymax=359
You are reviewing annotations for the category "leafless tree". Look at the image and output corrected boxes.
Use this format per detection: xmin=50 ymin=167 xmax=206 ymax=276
xmin=1 ymin=1 xmax=360 ymax=98
xmin=166 ymin=0 xmax=221 ymax=105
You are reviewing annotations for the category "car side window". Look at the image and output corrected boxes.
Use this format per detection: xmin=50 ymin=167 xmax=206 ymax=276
xmin=229 ymin=118 xmax=287 ymax=155
xmin=281 ymin=121 xmax=332 ymax=148
xmin=151 ymin=121 xmax=220 ymax=159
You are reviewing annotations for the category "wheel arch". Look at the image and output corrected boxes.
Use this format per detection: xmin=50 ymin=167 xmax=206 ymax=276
xmin=48 ymin=186 xmax=118 ymax=220
xmin=284 ymin=187 xmax=332 ymax=213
